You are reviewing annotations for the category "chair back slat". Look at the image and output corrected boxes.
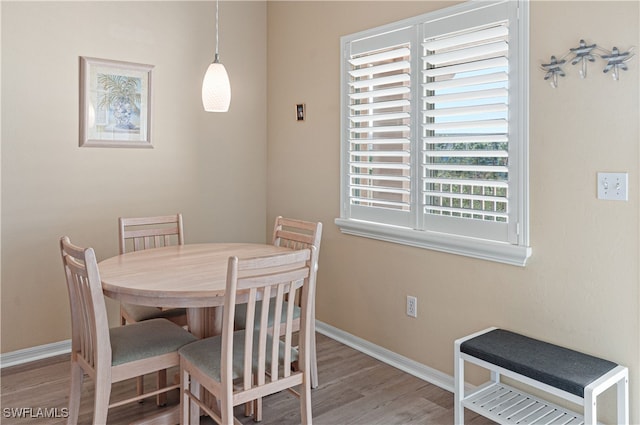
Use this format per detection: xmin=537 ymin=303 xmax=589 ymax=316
xmin=224 ymin=248 xmax=315 ymax=398
xmin=60 ymin=237 xmax=111 ymax=372
xmin=119 ymin=214 xmax=184 ymax=254
xmin=270 ymin=284 xmax=286 ymax=379
xmin=255 ymin=283 xmax=271 ymax=386
xmin=242 ymin=287 xmax=258 ymax=391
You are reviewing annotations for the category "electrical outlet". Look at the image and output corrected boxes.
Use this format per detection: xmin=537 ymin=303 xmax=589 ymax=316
xmin=406 ymin=295 xmax=417 ymax=318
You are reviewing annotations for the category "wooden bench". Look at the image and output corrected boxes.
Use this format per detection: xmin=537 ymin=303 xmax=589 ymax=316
xmin=454 ymin=327 xmax=628 ymax=424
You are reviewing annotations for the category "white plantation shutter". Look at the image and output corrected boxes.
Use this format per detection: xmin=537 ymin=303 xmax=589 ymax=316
xmin=338 ymin=0 xmax=530 ymax=265
xmin=344 ymin=28 xmax=414 ymax=227
xmin=421 ymin=6 xmax=512 ymax=242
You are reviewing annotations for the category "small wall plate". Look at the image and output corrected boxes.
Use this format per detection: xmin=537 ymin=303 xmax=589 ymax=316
xmin=296 ymin=103 xmax=305 ymax=121
xmin=597 ymin=172 xmax=628 ymax=201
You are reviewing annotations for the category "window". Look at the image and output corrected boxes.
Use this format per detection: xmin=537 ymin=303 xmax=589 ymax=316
xmin=336 ymin=0 xmax=531 ymax=266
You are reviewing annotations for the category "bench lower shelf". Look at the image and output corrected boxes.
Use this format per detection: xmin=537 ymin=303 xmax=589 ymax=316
xmin=462 ymin=382 xmax=593 ymax=425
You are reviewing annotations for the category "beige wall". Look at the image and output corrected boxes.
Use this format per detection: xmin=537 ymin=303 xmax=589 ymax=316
xmin=267 ymin=1 xmax=639 ymax=422
xmin=1 ymin=1 xmax=267 ymax=351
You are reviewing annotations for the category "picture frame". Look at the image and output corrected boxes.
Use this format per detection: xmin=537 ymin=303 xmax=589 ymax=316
xmin=79 ymin=56 xmax=153 ymax=148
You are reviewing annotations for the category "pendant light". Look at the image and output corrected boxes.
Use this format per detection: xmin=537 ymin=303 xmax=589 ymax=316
xmin=202 ymin=0 xmax=231 ymax=112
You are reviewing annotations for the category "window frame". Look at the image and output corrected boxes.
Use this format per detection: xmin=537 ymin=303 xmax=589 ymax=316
xmin=336 ymin=0 xmax=531 ymax=267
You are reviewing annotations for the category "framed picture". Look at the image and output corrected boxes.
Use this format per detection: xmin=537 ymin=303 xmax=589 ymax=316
xmin=79 ymin=57 xmax=153 ymax=148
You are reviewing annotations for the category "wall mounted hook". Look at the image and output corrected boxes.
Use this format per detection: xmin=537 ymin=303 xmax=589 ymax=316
xmin=601 ymin=47 xmax=634 ymax=81
xmin=541 ymin=55 xmax=566 ymax=88
xmin=569 ymin=39 xmax=597 ymax=78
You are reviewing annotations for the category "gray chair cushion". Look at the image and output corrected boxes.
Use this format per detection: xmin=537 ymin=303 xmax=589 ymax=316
xmin=110 ymin=318 xmax=197 ymax=366
xmin=460 ymin=329 xmax=618 ymax=398
xmin=179 ymin=330 xmax=298 ymax=381
xmin=122 ymin=304 xmax=187 ymax=322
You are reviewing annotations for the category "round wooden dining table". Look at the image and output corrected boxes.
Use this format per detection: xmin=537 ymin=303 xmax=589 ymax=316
xmin=99 ymin=242 xmax=292 ymax=338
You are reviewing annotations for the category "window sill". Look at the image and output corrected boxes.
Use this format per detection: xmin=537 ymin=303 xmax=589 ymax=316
xmin=335 ymin=218 xmax=532 ymax=267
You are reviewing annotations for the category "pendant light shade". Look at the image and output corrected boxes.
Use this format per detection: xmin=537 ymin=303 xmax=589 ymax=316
xmin=202 ymin=58 xmax=231 ymax=112
xmin=202 ymin=0 xmax=231 ymax=112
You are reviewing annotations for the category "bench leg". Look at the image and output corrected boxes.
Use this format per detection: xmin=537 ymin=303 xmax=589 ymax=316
xmin=584 ymin=388 xmax=596 ymax=425
xmin=454 ymin=347 xmax=464 ymax=425
xmin=617 ymin=372 xmax=629 ymax=425
xmin=585 ymin=366 xmax=629 ymax=425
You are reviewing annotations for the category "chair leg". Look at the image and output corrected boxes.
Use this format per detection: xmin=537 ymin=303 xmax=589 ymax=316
xmin=157 ymin=369 xmax=168 ymax=406
xmin=221 ymin=392 xmax=234 ymax=425
xmin=189 ymin=376 xmax=200 ymax=425
xmin=310 ymin=315 xmax=319 ymax=389
xmin=93 ymin=374 xmax=111 ymax=425
xmin=253 ymin=397 xmax=263 ymax=422
xmin=243 ymin=401 xmax=253 ymax=417
xmin=66 ymin=362 xmax=83 ymax=425
xmin=137 ymin=376 xmax=145 ymax=402
xmin=181 ymin=366 xmax=202 ymax=425
xmin=124 ymin=316 xmax=147 ymax=404
xmin=299 ymin=379 xmax=312 ymax=425
xmin=251 ymin=374 xmax=262 ymax=422
xmin=181 ymin=366 xmax=189 ymax=425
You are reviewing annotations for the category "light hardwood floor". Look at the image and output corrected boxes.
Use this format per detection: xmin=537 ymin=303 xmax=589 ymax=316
xmin=1 ymin=334 xmax=494 ymax=425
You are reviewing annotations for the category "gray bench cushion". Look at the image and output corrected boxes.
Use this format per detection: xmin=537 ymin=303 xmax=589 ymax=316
xmin=460 ymin=329 xmax=617 ymax=398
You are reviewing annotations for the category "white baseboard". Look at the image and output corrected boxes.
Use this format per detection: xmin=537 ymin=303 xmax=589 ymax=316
xmin=316 ymin=321 xmax=456 ymax=393
xmin=0 ymin=340 xmax=71 ymax=369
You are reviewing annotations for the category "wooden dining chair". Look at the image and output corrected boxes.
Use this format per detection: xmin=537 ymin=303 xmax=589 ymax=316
xmin=60 ymin=236 xmax=197 ymax=425
xmin=179 ymin=247 xmax=316 ymax=425
xmin=118 ymin=214 xmax=188 ymax=328
xmin=119 ymin=214 xmax=190 ymax=402
xmin=234 ymin=216 xmax=323 ymax=388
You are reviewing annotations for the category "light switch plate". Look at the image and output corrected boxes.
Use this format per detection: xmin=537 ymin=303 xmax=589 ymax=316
xmin=597 ymin=172 xmax=628 ymax=201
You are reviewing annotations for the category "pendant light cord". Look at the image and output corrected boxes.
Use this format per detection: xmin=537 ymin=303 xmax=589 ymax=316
xmin=214 ymin=0 xmax=220 ymax=63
